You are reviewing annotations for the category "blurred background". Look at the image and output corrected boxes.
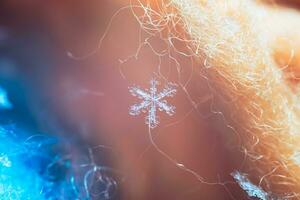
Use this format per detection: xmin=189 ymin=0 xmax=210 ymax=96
xmin=0 ymin=0 xmax=300 ymax=199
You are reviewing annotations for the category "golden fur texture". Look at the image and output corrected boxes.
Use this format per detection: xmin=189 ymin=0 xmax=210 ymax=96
xmin=134 ymin=0 xmax=300 ymax=197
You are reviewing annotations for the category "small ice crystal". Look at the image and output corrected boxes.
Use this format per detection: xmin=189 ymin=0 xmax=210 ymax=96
xmin=232 ymin=171 xmax=269 ymax=200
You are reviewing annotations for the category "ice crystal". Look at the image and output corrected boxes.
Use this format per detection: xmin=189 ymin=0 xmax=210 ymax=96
xmin=232 ymin=171 xmax=269 ymax=200
xmin=129 ymin=79 xmax=177 ymax=128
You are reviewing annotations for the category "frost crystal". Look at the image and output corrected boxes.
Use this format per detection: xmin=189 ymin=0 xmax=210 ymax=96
xmin=129 ymin=79 xmax=177 ymax=128
xmin=231 ymin=171 xmax=269 ymax=200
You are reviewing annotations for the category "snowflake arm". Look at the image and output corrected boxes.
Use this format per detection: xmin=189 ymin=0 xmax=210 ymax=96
xmin=129 ymin=100 xmax=151 ymax=115
xmin=157 ymin=100 xmax=175 ymax=116
xmin=129 ymin=86 xmax=151 ymax=100
xmin=146 ymin=102 xmax=158 ymax=129
xmin=155 ymin=83 xmax=177 ymax=100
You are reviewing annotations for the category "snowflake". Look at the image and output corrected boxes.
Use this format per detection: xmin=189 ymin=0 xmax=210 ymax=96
xmin=129 ymin=79 xmax=177 ymax=129
xmin=231 ymin=171 xmax=269 ymax=200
